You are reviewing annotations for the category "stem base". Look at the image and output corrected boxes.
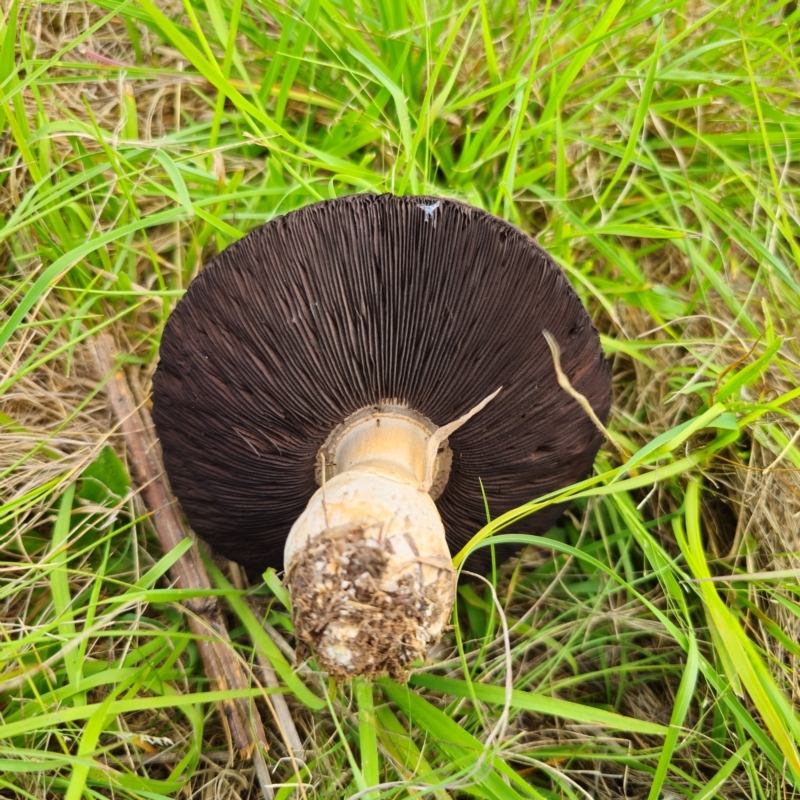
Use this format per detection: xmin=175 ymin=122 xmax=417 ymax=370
xmin=285 ymin=471 xmax=455 ymax=678
xmin=289 ymin=522 xmax=452 ymax=677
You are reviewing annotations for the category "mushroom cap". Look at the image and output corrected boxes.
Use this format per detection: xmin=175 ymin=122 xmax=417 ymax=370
xmin=152 ymin=193 xmax=611 ymax=573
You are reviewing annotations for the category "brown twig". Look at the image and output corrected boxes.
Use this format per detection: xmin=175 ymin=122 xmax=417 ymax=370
xmin=94 ymin=333 xmax=274 ymax=800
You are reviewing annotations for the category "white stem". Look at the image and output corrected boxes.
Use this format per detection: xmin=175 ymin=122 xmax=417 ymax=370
xmin=284 ymin=412 xmax=451 ymax=676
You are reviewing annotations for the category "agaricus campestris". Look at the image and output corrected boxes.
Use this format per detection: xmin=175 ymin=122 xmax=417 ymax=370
xmin=152 ymin=193 xmax=612 ymax=677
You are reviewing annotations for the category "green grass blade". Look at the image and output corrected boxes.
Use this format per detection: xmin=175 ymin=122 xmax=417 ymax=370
xmin=409 ymin=673 xmax=668 ymax=735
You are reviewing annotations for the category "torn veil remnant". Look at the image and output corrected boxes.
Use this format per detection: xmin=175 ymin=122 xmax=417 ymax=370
xmin=152 ymin=194 xmax=612 ymax=677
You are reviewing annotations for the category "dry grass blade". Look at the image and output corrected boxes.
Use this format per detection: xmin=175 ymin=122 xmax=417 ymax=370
xmin=93 ymin=332 xmax=274 ymax=800
xmin=543 ymin=329 xmax=627 ymax=459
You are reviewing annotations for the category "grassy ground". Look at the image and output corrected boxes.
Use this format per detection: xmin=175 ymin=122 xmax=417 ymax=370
xmin=2 ymin=0 xmax=800 ymax=797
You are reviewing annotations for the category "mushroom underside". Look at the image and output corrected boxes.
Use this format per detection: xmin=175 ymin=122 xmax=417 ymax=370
xmin=152 ymin=192 xmax=612 ymax=676
xmin=153 ymin=193 xmax=611 ymax=577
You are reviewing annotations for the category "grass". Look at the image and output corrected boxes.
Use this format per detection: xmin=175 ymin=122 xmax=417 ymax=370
xmin=1 ymin=0 xmax=800 ymax=797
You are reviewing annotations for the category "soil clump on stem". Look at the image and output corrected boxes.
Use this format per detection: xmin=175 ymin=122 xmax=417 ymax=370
xmin=288 ymin=522 xmax=453 ymax=679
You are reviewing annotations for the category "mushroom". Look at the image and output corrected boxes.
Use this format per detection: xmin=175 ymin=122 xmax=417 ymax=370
xmin=152 ymin=193 xmax=611 ymax=678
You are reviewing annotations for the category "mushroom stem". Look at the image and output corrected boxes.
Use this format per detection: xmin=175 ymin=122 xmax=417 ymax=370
xmin=284 ymin=414 xmax=455 ymax=678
